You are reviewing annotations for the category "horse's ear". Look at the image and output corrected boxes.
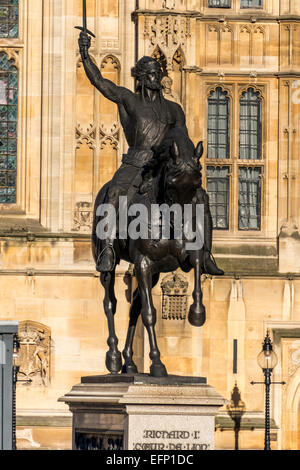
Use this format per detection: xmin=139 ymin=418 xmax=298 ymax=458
xmin=171 ymin=141 xmax=180 ymax=165
xmin=195 ymin=141 xmax=204 ymax=163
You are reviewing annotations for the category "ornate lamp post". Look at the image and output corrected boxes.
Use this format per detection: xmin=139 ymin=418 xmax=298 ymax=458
xmin=251 ymin=332 xmax=285 ymax=450
xmin=227 ymin=383 xmax=246 ymax=450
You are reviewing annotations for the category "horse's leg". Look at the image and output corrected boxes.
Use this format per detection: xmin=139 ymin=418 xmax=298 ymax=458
xmin=122 ymin=273 xmax=160 ymax=375
xmin=188 ymin=251 xmax=206 ymax=327
xmin=100 ymin=271 xmax=122 ymax=374
xmin=135 ymin=260 xmax=167 ymax=377
xmin=122 ymin=287 xmax=140 ymax=374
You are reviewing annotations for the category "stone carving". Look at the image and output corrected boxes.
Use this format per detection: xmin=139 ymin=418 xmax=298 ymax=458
xmin=99 ymin=122 xmax=120 ymax=150
xmin=287 ymin=340 xmax=300 ymax=378
xmin=162 ymin=76 xmax=181 ymax=105
xmin=73 ymin=201 xmax=93 ymax=232
xmin=75 ymin=123 xmax=96 ymax=150
xmin=17 ymin=321 xmax=51 ymax=386
xmin=100 ymin=40 xmax=119 ymax=50
xmin=145 ymin=15 xmax=190 ymax=70
xmin=161 ymin=273 xmax=188 ymax=320
xmin=162 ymin=0 xmax=176 ymax=8
xmin=16 ymin=429 xmax=41 ymax=449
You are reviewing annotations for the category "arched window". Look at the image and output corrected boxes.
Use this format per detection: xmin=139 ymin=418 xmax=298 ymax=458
xmin=207 ymin=87 xmax=230 ymax=159
xmin=205 ymin=84 xmax=264 ymax=232
xmin=239 ymin=88 xmax=262 ymax=160
xmin=238 ymin=88 xmax=262 ymax=231
xmin=0 ymin=0 xmax=19 ymax=38
xmin=0 ymin=52 xmax=18 ymax=204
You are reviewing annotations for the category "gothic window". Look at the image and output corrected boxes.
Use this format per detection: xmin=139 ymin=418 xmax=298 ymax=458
xmin=238 ymin=167 xmax=261 ymax=230
xmin=240 ymin=0 xmax=262 ymax=8
xmin=206 ymin=166 xmax=230 ymax=230
xmin=205 ymin=84 xmax=264 ymax=232
xmin=207 ymin=87 xmax=230 ymax=159
xmin=0 ymin=52 xmax=18 ymax=204
xmin=238 ymin=88 xmax=263 ymax=231
xmin=208 ymin=0 xmax=231 ymax=7
xmin=0 ymin=0 xmax=18 ymax=38
xmin=239 ymin=88 xmax=262 ymax=160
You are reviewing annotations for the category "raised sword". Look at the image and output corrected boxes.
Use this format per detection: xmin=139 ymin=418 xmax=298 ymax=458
xmin=75 ymin=0 xmax=96 ymax=58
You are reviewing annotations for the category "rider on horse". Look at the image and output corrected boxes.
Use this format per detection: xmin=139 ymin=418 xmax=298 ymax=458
xmin=78 ymin=32 xmax=223 ymax=277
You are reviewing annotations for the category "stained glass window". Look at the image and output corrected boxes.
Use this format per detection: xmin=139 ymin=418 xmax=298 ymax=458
xmin=238 ymin=167 xmax=261 ymax=230
xmin=206 ymin=166 xmax=230 ymax=229
xmin=240 ymin=0 xmax=262 ymax=8
xmin=0 ymin=52 xmax=18 ymax=204
xmin=239 ymin=88 xmax=262 ymax=160
xmin=0 ymin=0 xmax=18 ymax=38
xmin=207 ymin=88 xmax=230 ymax=159
xmin=208 ymin=0 xmax=231 ymax=7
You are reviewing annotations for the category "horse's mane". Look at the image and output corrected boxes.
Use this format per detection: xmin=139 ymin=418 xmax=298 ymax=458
xmin=143 ymin=128 xmax=196 ymax=180
xmin=156 ymin=127 xmax=194 ymax=162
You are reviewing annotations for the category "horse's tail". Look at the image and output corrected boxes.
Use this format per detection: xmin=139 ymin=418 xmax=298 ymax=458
xmin=91 ymin=182 xmax=111 ymax=265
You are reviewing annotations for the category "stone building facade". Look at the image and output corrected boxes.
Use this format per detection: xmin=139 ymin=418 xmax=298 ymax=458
xmin=0 ymin=0 xmax=300 ymax=450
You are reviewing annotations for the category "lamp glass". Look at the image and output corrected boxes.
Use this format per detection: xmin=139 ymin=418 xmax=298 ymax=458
xmin=257 ymin=348 xmax=278 ymax=370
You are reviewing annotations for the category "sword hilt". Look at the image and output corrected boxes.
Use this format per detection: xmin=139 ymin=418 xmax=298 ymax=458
xmin=75 ymin=25 xmax=96 ymax=38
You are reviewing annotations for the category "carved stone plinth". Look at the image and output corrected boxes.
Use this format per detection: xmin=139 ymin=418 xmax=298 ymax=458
xmin=59 ymin=375 xmax=226 ymax=451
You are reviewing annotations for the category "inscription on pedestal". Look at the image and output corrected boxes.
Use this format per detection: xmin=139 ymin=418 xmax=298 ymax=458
xmin=127 ymin=415 xmax=214 ymax=451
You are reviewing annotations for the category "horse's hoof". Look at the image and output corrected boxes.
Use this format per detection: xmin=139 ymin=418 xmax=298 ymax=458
xmin=188 ymin=305 xmax=206 ymax=327
xmin=150 ymin=363 xmax=168 ymax=378
xmin=121 ymin=363 xmax=138 ymax=375
xmin=106 ymin=350 xmax=122 ymax=374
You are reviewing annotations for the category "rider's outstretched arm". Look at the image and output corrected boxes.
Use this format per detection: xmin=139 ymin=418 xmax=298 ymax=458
xmin=78 ymin=31 xmax=130 ymax=104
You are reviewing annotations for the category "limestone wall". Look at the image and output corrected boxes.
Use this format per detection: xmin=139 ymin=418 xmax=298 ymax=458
xmin=0 ymin=0 xmax=300 ymax=450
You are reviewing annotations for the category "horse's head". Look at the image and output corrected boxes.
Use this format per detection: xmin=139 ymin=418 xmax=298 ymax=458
xmin=163 ymin=131 xmax=203 ymax=206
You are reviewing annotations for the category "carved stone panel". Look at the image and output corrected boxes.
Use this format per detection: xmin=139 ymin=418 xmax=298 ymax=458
xmin=161 ymin=272 xmax=189 ymax=320
xmin=72 ymin=201 xmax=93 ymax=233
xmin=145 ymin=15 xmax=190 ymax=70
xmin=17 ymin=321 xmax=51 ymax=387
xmin=287 ymin=340 xmax=300 ymax=378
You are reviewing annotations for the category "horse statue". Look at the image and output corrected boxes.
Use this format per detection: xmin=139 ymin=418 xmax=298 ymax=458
xmin=92 ymin=128 xmax=215 ymax=378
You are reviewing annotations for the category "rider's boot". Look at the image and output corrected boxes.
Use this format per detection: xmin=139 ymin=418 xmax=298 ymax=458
xmin=203 ymin=250 xmax=224 ymax=276
xmin=96 ymin=242 xmax=116 ymax=273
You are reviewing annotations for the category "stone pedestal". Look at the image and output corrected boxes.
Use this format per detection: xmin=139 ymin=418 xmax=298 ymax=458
xmin=59 ymin=375 xmax=226 ymax=451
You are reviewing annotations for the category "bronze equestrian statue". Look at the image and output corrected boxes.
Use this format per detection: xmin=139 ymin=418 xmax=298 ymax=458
xmin=78 ymin=31 xmax=224 ymax=377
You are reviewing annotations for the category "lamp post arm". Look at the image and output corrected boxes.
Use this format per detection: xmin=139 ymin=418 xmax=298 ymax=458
xmin=251 ymin=381 xmax=286 ymax=385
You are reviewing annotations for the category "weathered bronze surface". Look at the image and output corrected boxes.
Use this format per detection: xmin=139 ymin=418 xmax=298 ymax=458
xmin=78 ymin=29 xmax=224 ymax=377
